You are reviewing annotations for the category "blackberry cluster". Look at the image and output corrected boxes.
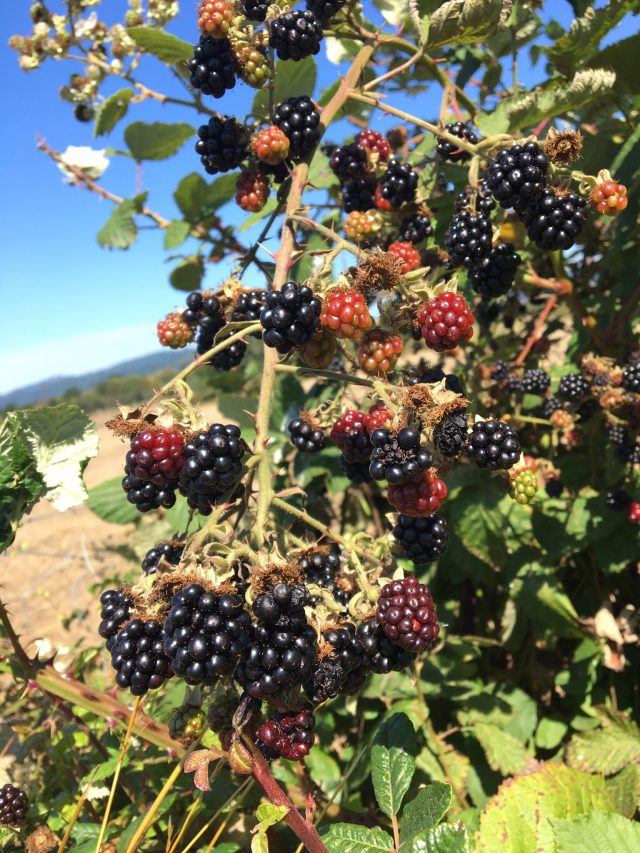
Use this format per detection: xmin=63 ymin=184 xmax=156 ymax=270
xmin=545 ymin=478 xmax=564 ymax=498
xmin=242 ymin=0 xmax=268 ymax=21
xmin=434 ymin=411 xmax=468 ymax=458
xmin=465 ymin=419 xmax=521 ymax=470
xmin=342 ymin=179 xmax=376 ymax=213
xmin=376 ymin=576 xmax=439 ymax=652
xmin=0 ymin=785 xmax=28 ymax=826
xmin=260 ymin=282 xmax=322 ymax=353
xmin=141 ymin=540 xmax=184 ymax=575
xmin=195 ymin=116 xmax=249 ymax=174
xmin=392 ymin=514 xmax=449 ymax=563
xmin=256 ymin=709 xmax=316 ymax=761
xmin=558 ymin=373 xmax=590 ymax=402
xmin=306 ymin=0 xmax=345 ymax=22
xmin=445 ymin=210 xmax=492 ymax=267
xmin=356 ymin=617 xmax=415 ymax=673
xmin=369 ymin=427 xmax=432 ymax=484
xmin=288 ymin=416 xmax=325 ymax=453
xmin=110 ymin=619 xmax=172 ymax=695
xmin=236 ymin=583 xmax=317 ymax=701
xmin=269 ymin=10 xmax=323 ymax=61
xmin=521 ymin=189 xmax=588 ymax=250
xmin=163 ymin=584 xmax=252 ymax=685
xmin=542 ymin=396 xmax=564 ymax=419
xmin=126 ymin=429 xmax=184 ymax=487
xmin=178 ymin=423 xmax=247 ymax=514
xmin=436 ymin=121 xmax=478 ymax=162
xmin=99 ymin=589 xmax=133 ymax=648
xmin=400 ymin=214 xmax=433 ymax=244
xmin=122 ymin=467 xmax=177 ymax=512
xmin=522 ymin=368 xmax=550 ymax=395
xmin=605 ymin=488 xmax=631 ymax=511
xmin=469 ymin=243 xmax=521 ymax=298
xmin=230 ymin=289 xmax=267 ymax=334
xmin=187 ymin=36 xmax=238 ymax=99
xmin=378 ymin=161 xmax=418 ymax=207
xmin=272 ymin=96 xmax=322 ymax=160
xmin=304 ymin=624 xmax=364 ymax=703
xmin=485 ymin=142 xmax=548 ymax=210
xmin=329 ymin=143 xmax=368 ymax=183
xmin=300 ymin=549 xmax=350 ymax=607
xmin=622 ymin=362 xmax=640 ymax=393
xmin=456 ymin=181 xmax=496 ymax=214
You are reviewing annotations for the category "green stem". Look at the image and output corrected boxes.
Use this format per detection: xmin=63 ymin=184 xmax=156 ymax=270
xmin=275 ymin=363 xmax=377 ymax=388
xmin=290 ymin=213 xmax=365 ymax=259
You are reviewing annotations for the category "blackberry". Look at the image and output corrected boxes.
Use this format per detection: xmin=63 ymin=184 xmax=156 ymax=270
xmin=392 ymin=514 xmax=449 ymax=563
xmin=183 ymin=290 xmax=224 ymax=329
xmin=490 ymin=360 xmax=510 ymax=383
xmin=605 ymin=488 xmax=631 ymax=511
xmin=436 ymin=121 xmax=477 ymax=162
xmin=545 ymin=478 xmax=564 ymax=498
xmin=616 ymin=440 xmax=640 ymax=465
xmin=306 ymin=0 xmax=345 ymax=22
xmin=163 ymin=584 xmax=252 ymax=685
xmin=179 ymin=423 xmax=247 ymax=514
xmin=242 ymin=0 xmax=268 ymax=21
xmin=207 ymin=333 xmax=247 ymax=371
xmin=339 ymin=454 xmax=372 ymax=483
xmin=187 ymin=36 xmax=238 ymax=99
xmin=485 ymin=141 xmax=548 ymax=210
xmin=369 ymin=427 xmax=432 ymax=484
xmin=456 ymin=181 xmax=496 ymax=214
xmin=521 ymin=188 xmax=588 ymax=250
xmin=607 ymin=424 xmax=630 ymax=447
xmin=399 ymin=213 xmax=433 ymax=244
xmin=434 ymin=410 xmax=468 ymax=458
xmin=195 ymin=116 xmax=249 ymax=174
xmin=141 ymin=540 xmax=184 ymax=575
xmin=99 ymin=589 xmax=133 ymax=649
xmin=576 ymin=399 xmax=598 ymax=423
xmin=622 ymin=362 xmax=640 ymax=393
xmin=269 ymin=10 xmax=323 ymax=61
xmin=260 ymin=282 xmax=322 ymax=353
xmin=231 ymin=289 xmax=267 ymax=334
xmin=236 ymin=583 xmax=317 ymax=701
xmin=522 ymin=368 xmax=550 ymax=395
xmin=126 ymin=428 xmax=184 ymax=486
xmin=465 ymin=419 xmax=521 ymax=470
xmin=445 ymin=210 xmax=492 ymax=268
xmin=74 ymin=103 xmax=94 ymax=122
xmin=356 ymin=617 xmax=414 ymax=673
xmin=329 ymin=142 xmax=368 ymax=183
xmin=122 ymin=466 xmax=177 ymax=513
xmin=542 ymin=396 xmax=564 ymax=419
xmin=506 ymin=373 xmax=523 ymax=392
xmin=407 ymin=366 xmax=464 ymax=395
xmin=110 ymin=619 xmax=173 ymax=695
xmin=376 ymin=576 xmax=439 ymax=653
xmin=300 ymin=549 xmax=350 ymax=607
xmin=558 ymin=373 xmax=590 ymax=402
xmin=304 ymin=624 xmax=363 ymax=703
xmin=272 ymin=96 xmax=322 ymax=160
xmin=0 ymin=785 xmax=28 ymax=826
xmin=469 ymin=243 xmax=521 ymax=298
xmin=288 ymin=417 xmax=325 ymax=453
xmin=342 ymin=179 xmax=376 ymax=213
xmin=256 ymin=709 xmax=316 ymax=761
xmin=259 ymin=159 xmax=290 ymax=184
xmin=378 ymin=161 xmax=418 ymax=207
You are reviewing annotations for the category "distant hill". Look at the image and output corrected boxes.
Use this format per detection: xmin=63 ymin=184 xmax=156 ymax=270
xmin=0 ymin=350 xmax=191 ymax=409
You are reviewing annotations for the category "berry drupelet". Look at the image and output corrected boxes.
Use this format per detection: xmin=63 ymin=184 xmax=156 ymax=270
xmin=272 ymin=96 xmax=322 ymax=161
xmin=260 ymin=282 xmax=322 ymax=353
xmin=110 ymin=618 xmax=173 ymax=695
xmin=485 ymin=142 xmax=548 ymax=210
xmin=522 ymin=368 xmax=551 ymax=395
xmin=376 ymin=576 xmax=439 ymax=652
xmin=417 ymin=291 xmax=475 ymax=352
xmin=468 ymin=243 xmax=521 ymax=299
xmin=378 ymin=161 xmax=418 ymax=207
xmin=434 ymin=410 xmax=468 ymax=458
xmin=0 ymin=785 xmax=28 ymax=826
xmin=558 ymin=373 xmax=591 ymax=402
xmin=163 ymin=584 xmax=252 ymax=685
xmin=195 ymin=116 xmax=249 ymax=174
xmin=465 ymin=419 xmax=521 ymax=470
xmin=329 ymin=142 xmax=368 ymax=183
xmin=445 ymin=210 xmax=492 ymax=268
xmin=269 ymin=10 xmax=323 ymax=61
xmin=126 ymin=428 xmax=184 ymax=486
xmin=369 ymin=427 xmax=432 ymax=484
xmin=179 ymin=423 xmax=247 ymax=514
xmin=622 ymin=361 xmax=640 ymax=393
xmin=392 ymin=514 xmax=449 ymax=563
xmin=256 ymin=709 xmax=316 ymax=761
xmin=99 ymin=589 xmax=133 ymax=647
xmin=188 ymin=35 xmax=238 ymax=98
xmin=122 ymin=467 xmax=177 ymax=512
xmin=288 ymin=416 xmax=325 ymax=453
xmin=341 ymin=179 xmax=376 ymax=213
xmin=141 ymin=540 xmax=184 ymax=574
xmin=436 ymin=121 xmax=478 ymax=162
xmin=400 ymin=213 xmax=433 ymax=244
xmin=522 ymin=188 xmax=588 ymax=250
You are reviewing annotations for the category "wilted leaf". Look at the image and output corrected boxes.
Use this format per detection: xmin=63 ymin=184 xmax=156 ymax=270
xmin=183 ymin=748 xmax=222 ymax=791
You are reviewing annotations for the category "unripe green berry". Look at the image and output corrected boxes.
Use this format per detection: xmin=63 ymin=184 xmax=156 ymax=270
xmin=508 ymin=468 xmax=538 ymax=505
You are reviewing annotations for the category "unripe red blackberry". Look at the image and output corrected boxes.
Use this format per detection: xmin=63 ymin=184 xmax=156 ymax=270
xmin=269 ymin=10 xmax=323 ymax=61
xmin=365 ymin=401 xmax=392 ymax=431
xmin=468 ymin=243 xmax=521 ymax=299
xmin=374 ymin=184 xmax=394 ymax=211
xmin=110 ymin=618 xmax=173 ymax=695
xmin=445 ymin=210 xmax=492 ymax=267
xmin=356 ymin=128 xmax=391 ymax=161
xmin=376 ymin=576 xmax=439 ymax=652
xmin=369 ymin=427 xmax=432 ymax=485
xmin=589 ymin=180 xmax=628 ymax=216
xmin=330 ymin=409 xmax=371 ymax=462
xmin=465 ymin=419 xmax=521 ymax=470
xmin=434 ymin=410 xmax=468 ymax=458
xmin=288 ymin=416 xmax=325 ymax=453
xmin=399 ymin=213 xmax=433 ymax=244
xmin=256 ymin=709 xmax=316 ymax=761
xmin=485 ymin=141 xmax=548 ymax=210
xmin=342 ymin=179 xmax=376 ymax=213
xmin=235 ymin=169 xmax=270 ymax=213
xmin=122 ymin=467 xmax=177 ymax=513
xmin=260 ymin=282 xmax=322 ymax=353
xmin=99 ymin=589 xmax=133 ymax=648
xmin=272 ymin=96 xmax=321 ymax=160
xmin=417 ymin=291 xmax=474 ymax=352
xmin=387 ymin=469 xmax=448 ymax=516
xmin=392 ymin=514 xmax=449 ymax=563
xmin=195 ymin=116 xmax=249 ymax=174
xmin=188 ymin=36 xmax=238 ymax=99
xmin=357 ymin=330 xmax=403 ymax=375
xmin=522 ymin=188 xmax=588 ymax=251
xmin=387 ymin=241 xmax=421 ymax=274
xmin=0 ymin=784 xmax=28 ymax=826
xmin=197 ymin=0 xmax=233 ymax=37
xmin=329 ymin=142 xmax=369 ymax=183
xmin=179 ymin=423 xmax=247 ymax=514
xmin=436 ymin=121 xmax=478 ymax=162
xmin=320 ymin=288 xmax=372 ymax=340
xmin=157 ymin=312 xmax=194 ymax=349
xmin=378 ymin=160 xmax=418 ymax=207
xmin=126 ymin=428 xmax=184 ymax=486
xmin=252 ymin=125 xmax=290 ymax=165
xmin=141 ymin=539 xmax=184 ymax=574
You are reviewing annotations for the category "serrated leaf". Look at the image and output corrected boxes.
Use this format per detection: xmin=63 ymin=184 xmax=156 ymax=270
xmin=125 ymin=121 xmax=194 ymax=161
xmin=425 ymin=0 xmax=510 ymax=49
xmin=87 ymin=477 xmax=140 ymax=525
xmin=401 ymin=822 xmax=470 ymax=853
xmin=252 ymin=56 xmax=316 ymax=119
xmin=94 ymin=88 xmax=135 ymax=137
xmin=565 ymin=713 xmax=640 ymax=775
xmin=174 ymin=172 xmax=208 ymax=221
xmin=590 ymin=33 xmax=640 ymax=94
xmin=472 ymin=723 xmax=529 ymax=776
xmin=605 ymin=764 xmax=640 ymax=818
xmin=127 ymin=26 xmax=193 ymax=63
xmin=400 ymin=783 xmax=452 ymax=843
xmin=550 ymin=811 xmax=640 ymax=852
xmin=322 ymin=823 xmax=394 ymax=852
xmin=254 ymin=803 xmax=288 ymax=831
xmin=0 ymin=414 xmax=47 ymax=549
xmin=371 ymin=713 xmax=417 ymax=817
xmin=169 ymin=255 xmax=204 ymax=291
xmin=97 ymin=194 xmax=147 ymax=250
xmin=164 ymin=220 xmax=191 ymax=250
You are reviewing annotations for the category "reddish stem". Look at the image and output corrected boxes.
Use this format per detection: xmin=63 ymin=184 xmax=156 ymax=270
xmin=514 ymin=295 xmax=557 ymax=366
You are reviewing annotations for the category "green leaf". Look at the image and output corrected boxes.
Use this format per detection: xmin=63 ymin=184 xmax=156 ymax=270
xmin=252 ymin=57 xmax=317 ymax=119
xmin=125 ymin=122 xmax=194 ymax=161
xmin=174 ymin=172 xmax=208 ymax=221
xmin=605 ymin=764 xmax=640 ymax=819
xmin=322 ymin=823 xmax=395 ymax=852
xmin=371 ymin=713 xmax=417 ymax=817
xmin=401 ymin=822 xmax=469 ymax=853
xmin=239 ymin=196 xmax=279 ymax=232
xmin=535 ymin=717 xmax=568 ymax=750
xmin=400 ymin=783 xmax=452 ymax=843
xmin=94 ymin=88 xmax=135 ymax=137
xmin=127 ymin=26 xmax=193 ymax=64
xmin=566 ymin=713 xmax=640 ymax=775
xmin=306 ymin=746 xmax=342 ymax=798
xmin=254 ymin=803 xmax=288 ymax=831
xmin=424 ymin=0 xmax=509 ymax=50
xmin=169 ymin=255 xmax=204 ymax=291
xmin=87 ymin=477 xmax=139 ymax=525
xmin=164 ymin=220 xmax=191 ymax=250
xmin=97 ymin=194 xmax=147 ymax=250
xmin=550 ymin=811 xmax=640 ymax=852
xmin=590 ymin=34 xmax=640 ymax=94
xmin=0 ymin=415 xmax=47 ymax=549
xmin=471 ymin=723 xmax=529 ymax=776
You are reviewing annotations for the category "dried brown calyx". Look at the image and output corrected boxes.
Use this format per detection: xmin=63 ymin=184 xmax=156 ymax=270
xmin=543 ymin=128 xmax=583 ymax=165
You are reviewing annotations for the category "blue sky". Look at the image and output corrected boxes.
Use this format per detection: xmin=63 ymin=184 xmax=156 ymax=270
xmin=0 ymin=1 xmax=634 ymax=395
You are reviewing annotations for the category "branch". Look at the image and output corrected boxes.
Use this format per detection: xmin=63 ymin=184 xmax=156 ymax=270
xmin=514 ymin=295 xmax=557 ymax=367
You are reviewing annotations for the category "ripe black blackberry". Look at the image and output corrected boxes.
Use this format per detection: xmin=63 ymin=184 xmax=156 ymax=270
xmin=304 ymin=623 xmax=364 ymax=703
xmin=99 ymin=589 xmax=133 ymax=648
xmin=456 ymin=181 xmax=496 ymax=214
xmin=607 ymin=424 xmax=630 ymax=447
xmin=259 ymin=159 xmax=290 ymax=184
xmin=339 ymin=454 xmax=372 ymax=483
xmin=242 ymin=0 xmax=268 ymax=21
xmin=269 ymin=10 xmax=323 ymax=61
xmin=306 ymin=0 xmax=345 ymax=22
xmin=545 ymin=478 xmax=564 ymax=498
xmin=392 ymin=513 xmax=448 ymax=563
xmin=110 ymin=618 xmax=172 ymax=695
xmin=0 ymin=784 xmax=28 ymax=826
xmin=342 ymin=179 xmax=376 ymax=212
xmin=195 ymin=116 xmax=249 ymax=175
xmin=369 ymin=427 xmax=432 ymax=484
xmin=236 ymin=583 xmax=317 ymax=701
xmin=485 ymin=141 xmax=548 ymax=210
xmin=605 ymin=488 xmax=631 ymax=511
xmin=288 ymin=417 xmax=325 ymax=453
xmin=622 ymin=361 xmax=640 ymax=393
xmin=376 ymin=576 xmax=439 ymax=652
xmin=378 ymin=161 xmax=418 ymax=207
xmin=201 ymin=328 xmax=247 ymax=371
xmin=141 ymin=540 xmax=184 ymax=575
xmin=445 ymin=210 xmax=492 ymax=268
xmin=356 ymin=617 xmax=414 ymax=673
xmin=300 ymin=549 xmax=350 ymax=607
xmin=521 ymin=188 xmax=588 ymax=250
xmin=187 ymin=36 xmax=238 ymax=99
xmin=558 ymin=373 xmax=590 ymax=402
xmin=272 ymin=96 xmax=322 ymax=160
xmin=522 ymin=368 xmax=551 ymax=395
xmin=436 ymin=121 xmax=478 ymax=162
xmin=404 ymin=365 xmax=464 ymax=395
xmin=542 ymin=396 xmax=564 ymax=419
xmin=231 ymin=289 xmax=267 ymax=335
xmin=465 ymin=419 xmax=521 ymax=470
xmin=434 ymin=410 xmax=468 ymax=458
xmin=260 ymin=282 xmax=321 ymax=353
xmin=616 ymin=439 xmax=640 ymax=465
xmin=329 ymin=142 xmax=368 ymax=183
xmin=122 ymin=466 xmax=177 ymax=513
xmin=400 ymin=214 xmax=433 ymax=244
xmin=179 ymin=424 xmax=246 ymax=514
xmin=163 ymin=584 xmax=252 ymax=685
xmin=506 ymin=373 xmax=522 ymax=392
xmin=183 ymin=290 xmax=224 ymax=329
xmin=490 ymin=360 xmax=510 ymax=383
xmin=74 ymin=102 xmax=94 ymax=122
xmin=469 ymin=243 xmax=521 ymax=299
